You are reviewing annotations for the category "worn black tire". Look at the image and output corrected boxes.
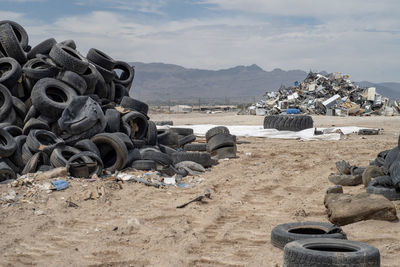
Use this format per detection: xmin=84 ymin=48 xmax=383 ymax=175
xmin=154 ymin=120 xmax=173 ymax=126
xmin=49 ymin=44 xmax=88 ymax=74
xmin=271 ymin=221 xmax=347 ymax=250
xmin=0 ymin=160 xmax=16 ymax=181
xmin=59 ymin=39 xmax=76 ymax=50
xmin=184 ymin=143 xmax=207 ymax=152
xmin=170 ymin=127 xmax=194 ymax=136
xmin=141 ymin=150 xmax=172 ymax=166
xmin=205 ymin=126 xmax=230 ymax=142
xmin=283 ymin=238 xmax=380 ymax=267
xmin=21 ymin=151 xmax=50 ymax=175
xmin=207 ymin=133 xmax=236 ymax=152
xmin=131 ymin=159 xmax=156 ymax=170
xmin=3 ymin=124 xmax=22 ymax=137
xmin=1 ymin=106 xmax=16 ymax=125
xmin=62 ymin=120 xmax=104 ymax=146
xmin=9 ymin=135 xmax=27 ymax=170
xmin=66 ymin=151 xmax=104 ymax=178
xmin=114 ymin=83 xmax=129 ymax=104
xmin=0 ymin=128 xmax=17 ymax=157
xmin=171 ymin=152 xmax=212 ymax=167
xmin=157 ymin=130 xmax=179 ymax=147
xmin=120 ymin=96 xmax=149 ymax=117
xmin=74 ymin=139 xmax=101 ymax=157
xmin=113 ymin=61 xmax=134 ymax=88
xmin=91 ymin=133 xmax=128 ymax=172
xmin=50 ymin=145 xmax=82 ymax=167
xmin=31 ymin=78 xmax=77 ymax=119
xmin=22 ymin=118 xmax=50 ymax=135
xmin=146 ymin=121 xmax=158 ymax=146
xmin=366 ymin=176 xmax=400 ymax=201
xmin=11 ymin=96 xmax=27 ymax=119
xmin=104 ymin=108 xmax=120 ymax=133
xmin=0 ymin=20 xmax=29 ymax=50
xmin=21 ymin=142 xmax=33 ymax=164
xmin=126 ymin=148 xmax=142 ymax=165
xmin=0 ymin=23 xmax=27 ymax=64
xmin=57 ymin=70 xmax=87 ymax=95
xmin=87 ymin=48 xmax=115 ymax=71
xmin=90 ymin=61 xmax=115 ymax=83
xmin=26 ymin=129 xmax=64 ymax=154
xmin=211 ymin=145 xmax=237 ymax=159
xmin=27 ymin=38 xmax=57 ymax=59
xmin=178 ymin=134 xmax=196 ymax=147
xmin=82 ymin=63 xmax=99 ymax=94
xmin=0 ymin=57 xmax=22 ymax=88
xmin=112 ymin=132 xmax=134 ymax=150
xmin=383 ymin=147 xmax=399 ymax=173
xmin=121 ymin=111 xmax=148 ymax=140
xmin=0 ymin=84 xmax=13 ymax=122
xmin=158 ymin=144 xmax=177 ymax=155
xmin=264 ymin=115 xmax=313 ymax=131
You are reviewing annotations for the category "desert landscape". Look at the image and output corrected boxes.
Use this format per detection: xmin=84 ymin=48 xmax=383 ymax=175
xmin=1 ymin=112 xmax=399 ymax=267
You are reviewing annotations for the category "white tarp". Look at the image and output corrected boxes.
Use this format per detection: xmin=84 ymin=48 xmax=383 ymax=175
xmin=160 ymin=125 xmax=368 ymax=141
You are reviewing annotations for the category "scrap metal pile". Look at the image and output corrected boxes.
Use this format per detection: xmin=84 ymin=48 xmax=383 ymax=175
xmin=251 ymin=71 xmax=399 ymax=116
xmin=0 ymin=20 xmax=236 ymax=183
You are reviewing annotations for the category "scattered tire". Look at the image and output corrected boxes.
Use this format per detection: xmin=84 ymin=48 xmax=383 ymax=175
xmin=211 ymin=145 xmax=237 ymax=159
xmin=367 ymin=176 xmax=400 ymax=201
xmin=146 ymin=121 xmax=158 ymax=146
xmin=105 ymin=108 xmax=120 ymax=133
xmin=170 ymin=127 xmax=194 ymax=136
xmin=113 ymin=61 xmax=134 ymax=88
xmin=91 ymin=133 xmax=128 ymax=172
xmin=126 ymin=148 xmax=142 ymax=166
xmin=171 ymin=152 xmax=212 ymax=167
xmin=50 ymin=145 xmax=82 ymax=167
xmin=141 ymin=150 xmax=172 ymax=166
xmin=27 ymin=38 xmax=57 ymax=59
xmin=283 ymin=238 xmax=380 ymax=267
xmin=131 ymin=159 xmax=156 ymax=170
xmin=205 ymin=126 xmax=230 ymax=142
xmin=157 ymin=130 xmax=179 ymax=147
xmin=0 ymin=128 xmax=17 ymax=157
xmin=270 ymin=221 xmax=347 ymax=249
xmin=178 ymin=134 xmax=196 ymax=147
xmin=0 ymin=23 xmax=27 ymax=64
xmin=86 ymin=48 xmax=115 ymax=70
xmin=264 ymin=115 xmax=313 ymax=131
xmin=9 ymin=135 xmax=27 ymax=170
xmin=22 ymin=118 xmax=50 ymax=135
xmin=0 ymin=20 xmax=29 ymax=50
xmin=57 ymin=70 xmax=87 ymax=95
xmin=120 ymin=96 xmax=149 ymax=117
xmin=0 ymin=160 xmax=16 ymax=181
xmin=74 ymin=139 xmax=101 ymax=157
xmin=49 ymin=43 xmax=88 ymax=74
xmin=21 ymin=151 xmax=49 ymax=174
xmin=121 ymin=111 xmax=148 ymax=140
xmin=31 ymin=78 xmax=77 ymax=119
xmin=0 ymin=57 xmax=22 ymax=89
xmin=0 ymin=84 xmax=13 ymax=122
xmin=207 ymin=133 xmax=236 ymax=152
xmin=26 ymin=129 xmax=64 ymax=154
xmin=67 ymin=151 xmax=103 ymax=177
xmin=184 ymin=143 xmax=207 ymax=152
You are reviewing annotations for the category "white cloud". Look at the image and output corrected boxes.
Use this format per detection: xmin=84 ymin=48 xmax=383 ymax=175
xmin=6 ymin=1 xmax=400 ymax=82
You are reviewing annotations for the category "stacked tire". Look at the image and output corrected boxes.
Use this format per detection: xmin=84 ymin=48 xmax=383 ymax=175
xmin=270 ymin=221 xmax=380 ymax=266
xmin=205 ymin=126 xmax=237 ymax=159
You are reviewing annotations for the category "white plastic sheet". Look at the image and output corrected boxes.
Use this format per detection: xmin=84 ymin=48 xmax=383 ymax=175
xmin=161 ymin=125 xmax=368 ymax=141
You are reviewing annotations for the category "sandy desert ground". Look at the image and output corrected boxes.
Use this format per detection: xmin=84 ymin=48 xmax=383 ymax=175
xmin=1 ymin=112 xmax=400 ymax=267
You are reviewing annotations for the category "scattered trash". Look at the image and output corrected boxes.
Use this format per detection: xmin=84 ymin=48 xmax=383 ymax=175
xmin=176 ymin=188 xmax=211 ymax=208
xmin=244 ymin=71 xmax=399 ymax=116
xmin=51 ymin=180 xmax=69 ymax=191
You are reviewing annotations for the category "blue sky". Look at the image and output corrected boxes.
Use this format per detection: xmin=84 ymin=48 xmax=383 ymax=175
xmin=1 ymin=0 xmax=399 ymax=82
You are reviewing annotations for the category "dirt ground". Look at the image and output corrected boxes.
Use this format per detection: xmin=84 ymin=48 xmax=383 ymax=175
xmin=1 ymin=112 xmax=400 ymax=267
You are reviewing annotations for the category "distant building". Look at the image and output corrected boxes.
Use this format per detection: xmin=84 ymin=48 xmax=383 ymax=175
xmin=170 ymin=105 xmax=193 ymax=113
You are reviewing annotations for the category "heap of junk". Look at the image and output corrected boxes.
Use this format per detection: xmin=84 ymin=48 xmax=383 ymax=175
xmin=248 ymin=71 xmax=399 ymax=116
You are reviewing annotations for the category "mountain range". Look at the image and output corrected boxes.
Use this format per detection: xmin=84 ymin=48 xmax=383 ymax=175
xmin=128 ymin=62 xmax=400 ymax=104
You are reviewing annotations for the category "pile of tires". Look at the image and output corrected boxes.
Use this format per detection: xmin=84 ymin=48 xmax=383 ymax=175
xmin=271 ymin=221 xmax=380 ymax=266
xmin=365 ymin=141 xmax=400 ymax=200
xmin=205 ymin=126 xmax=237 ymax=159
xmin=0 ymin=20 xmax=217 ymax=182
xmin=263 ymin=115 xmax=313 ymax=131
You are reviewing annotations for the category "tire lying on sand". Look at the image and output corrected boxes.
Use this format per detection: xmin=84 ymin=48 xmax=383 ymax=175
xmin=263 ymin=115 xmax=313 ymax=132
xmin=283 ymin=238 xmax=380 ymax=267
xmin=270 ymin=221 xmax=347 ymax=249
